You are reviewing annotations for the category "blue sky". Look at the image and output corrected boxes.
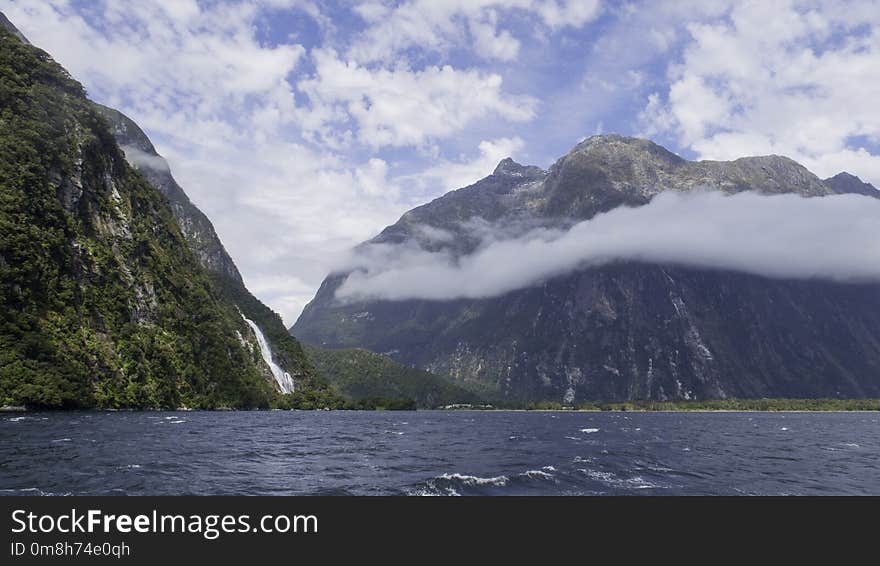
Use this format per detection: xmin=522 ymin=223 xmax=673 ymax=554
xmin=3 ymin=0 xmax=879 ymax=323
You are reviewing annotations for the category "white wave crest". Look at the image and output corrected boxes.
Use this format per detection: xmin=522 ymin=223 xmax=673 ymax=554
xmin=437 ymin=473 xmax=510 ymax=486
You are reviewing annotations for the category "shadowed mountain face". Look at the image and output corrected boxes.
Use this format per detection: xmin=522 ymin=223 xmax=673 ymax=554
xmin=293 ymin=135 xmax=880 ymax=402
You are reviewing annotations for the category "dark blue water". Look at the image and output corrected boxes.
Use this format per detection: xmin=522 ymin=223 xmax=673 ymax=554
xmin=1 ymin=411 xmax=878 ymax=495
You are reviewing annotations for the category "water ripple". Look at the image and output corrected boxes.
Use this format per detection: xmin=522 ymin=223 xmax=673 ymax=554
xmin=1 ymin=411 xmax=878 ymax=496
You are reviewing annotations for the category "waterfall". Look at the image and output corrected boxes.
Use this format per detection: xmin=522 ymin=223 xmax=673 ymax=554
xmin=242 ymin=316 xmax=295 ymax=394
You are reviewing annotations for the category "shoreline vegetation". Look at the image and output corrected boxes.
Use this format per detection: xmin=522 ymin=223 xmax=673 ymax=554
xmin=2 ymin=398 xmax=879 ymax=412
xmin=448 ymin=398 xmax=880 ymax=412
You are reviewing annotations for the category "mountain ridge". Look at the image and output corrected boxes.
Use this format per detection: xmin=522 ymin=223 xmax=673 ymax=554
xmin=357 ymin=134 xmax=853 ymax=259
xmin=293 ymin=134 xmax=880 ymax=402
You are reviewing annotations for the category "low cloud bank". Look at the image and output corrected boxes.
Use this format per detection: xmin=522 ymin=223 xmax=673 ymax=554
xmin=120 ymin=145 xmax=171 ymax=173
xmin=335 ymin=191 xmax=880 ymax=302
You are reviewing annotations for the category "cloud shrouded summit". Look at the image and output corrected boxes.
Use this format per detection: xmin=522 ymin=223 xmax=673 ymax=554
xmin=336 ymin=190 xmax=880 ymax=302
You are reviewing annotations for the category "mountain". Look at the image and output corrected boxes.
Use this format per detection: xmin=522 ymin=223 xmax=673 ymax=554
xmin=92 ymin=105 xmax=244 ymax=283
xmin=824 ymin=171 xmax=880 ymax=197
xmin=304 ymin=345 xmax=483 ymax=408
xmin=91 ymin=104 xmax=332 ymax=397
xmin=0 ymin=17 xmax=336 ymax=408
xmin=294 ymin=135 xmax=880 ymax=403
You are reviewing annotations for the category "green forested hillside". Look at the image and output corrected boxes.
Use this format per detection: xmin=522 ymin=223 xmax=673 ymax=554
xmin=93 ymin=83 xmax=339 ymax=408
xmin=304 ymin=345 xmax=482 ymax=408
xmin=0 ymin=25 xmax=334 ymax=409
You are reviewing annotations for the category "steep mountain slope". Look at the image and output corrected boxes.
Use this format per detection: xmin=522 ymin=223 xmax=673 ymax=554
xmin=0 ymin=12 xmax=27 ymax=44
xmin=0 ymin=19 xmax=333 ymax=408
xmin=92 ymin=105 xmax=243 ymax=283
xmin=92 ymin=104 xmax=328 ymax=396
xmin=304 ymin=345 xmax=482 ymax=408
xmin=294 ymin=135 xmax=880 ymax=402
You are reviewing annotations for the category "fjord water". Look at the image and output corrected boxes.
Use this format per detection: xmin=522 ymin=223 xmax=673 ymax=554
xmin=1 ymin=411 xmax=878 ymax=496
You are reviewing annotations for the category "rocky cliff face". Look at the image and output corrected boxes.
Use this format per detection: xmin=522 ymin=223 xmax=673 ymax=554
xmin=294 ymin=135 xmax=880 ymax=402
xmin=0 ymin=17 xmax=329 ymax=408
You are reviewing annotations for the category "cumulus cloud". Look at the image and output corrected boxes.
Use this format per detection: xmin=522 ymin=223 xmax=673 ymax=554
xmin=347 ymin=0 xmax=601 ymax=64
xmin=470 ymin=15 xmax=521 ymax=62
xmin=640 ymin=0 xmax=880 ymax=186
xmin=298 ymin=49 xmax=536 ymax=148
xmin=336 ymin=191 xmax=880 ymax=302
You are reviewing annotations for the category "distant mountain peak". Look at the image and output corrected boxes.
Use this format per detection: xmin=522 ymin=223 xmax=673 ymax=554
xmin=493 ymin=157 xmax=520 ymax=174
xmin=571 ymin=134 xmax=686 ymax=164
xmin=831 ymin=171 xmax=861 ymax=182
xmin=824 ymin=171 xmax=879 ymax=197
xmin=576 ymin=133 xmax=650 ymax=146
xmin=569 ymin=136 xmax=818 ymax=181
xmin=493 ymin=157 xmax=545 ymax=178
xmin=730 ymin=153 xmax=801 ymax=167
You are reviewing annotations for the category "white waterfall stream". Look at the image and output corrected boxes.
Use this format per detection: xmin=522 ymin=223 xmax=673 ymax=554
xmin=242 ymin=316 xmax=295 ymax=394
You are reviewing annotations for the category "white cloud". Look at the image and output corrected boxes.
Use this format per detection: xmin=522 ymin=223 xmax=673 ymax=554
xmin=299 ymin=49 xmax=536 ymax=148
xmin=470 ymin=12 xmax=521 ymax=62
xmin=347 ymin=0 xmax=601 ymax=64
xmin=641 ymin=0 xmax=880 ymax=185
xmin=153 ymin=0 xmax=200 ymax=22
xmin=532 ymin=0 xmax=602 ymax=30
xmin=336 ymin=191 xmax=880 ymax=302
xmin=120 ymin=145 xmax=171 ymax=173
xmin=355 ymin=158 xmax=393 ymax=197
